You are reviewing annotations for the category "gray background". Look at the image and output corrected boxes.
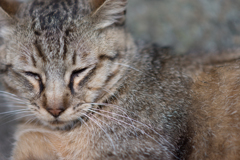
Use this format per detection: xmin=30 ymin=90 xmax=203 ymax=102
xmin=1 ymin=0 xmax=240 ymax=159
xmin=127 ymin=0 xmax=240 ymax=54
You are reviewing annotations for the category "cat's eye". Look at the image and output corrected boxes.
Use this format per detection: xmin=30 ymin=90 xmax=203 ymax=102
xmin=25 ymin=72 xmax=41 ymax=81
xmin=71 ymin=68 xmax=88 ymax=78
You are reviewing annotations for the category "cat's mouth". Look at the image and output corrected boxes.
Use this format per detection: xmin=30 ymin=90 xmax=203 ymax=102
xmin=45 ymin=104 xmax=98 ymax=129
xmin=47 ymin=118 xmax=82 ymax=130
xmin=49 ymin=120 xmax=65 ymax=125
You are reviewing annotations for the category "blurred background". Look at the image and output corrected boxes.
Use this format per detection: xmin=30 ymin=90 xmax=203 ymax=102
xmin=1 ymin=0 xmax=240 ymax=159
xmin=127 ymin=0 xmax=240 ymax=54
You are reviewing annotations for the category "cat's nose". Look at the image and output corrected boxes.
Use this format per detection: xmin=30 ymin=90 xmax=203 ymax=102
xmin=47 ymin=108 xmax=65 ymax=118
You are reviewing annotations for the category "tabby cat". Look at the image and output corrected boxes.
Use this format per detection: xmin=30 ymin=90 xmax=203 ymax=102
xmin=0 ymin=0 xmax=240 ymax=159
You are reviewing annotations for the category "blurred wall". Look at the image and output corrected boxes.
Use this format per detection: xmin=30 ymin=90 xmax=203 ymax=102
xmin=127 ymin=0 xmax=240 ymax=53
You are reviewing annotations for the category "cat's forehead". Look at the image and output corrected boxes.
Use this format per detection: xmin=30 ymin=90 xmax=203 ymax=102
xmin=19 ymin=0 xmax=91 ymax=31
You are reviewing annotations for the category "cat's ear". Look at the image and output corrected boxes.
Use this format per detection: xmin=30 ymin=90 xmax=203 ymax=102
xmin=0 ymin=0 xmax=21 ymax=37
xmin=0 ymin=8 xmax=12 ymax=70
xmin=0 ymin=7 xmax=15 ymax=37
xmin=0 ymin=0 xmax=21 ymax=16
xmin=90 ymin=0 xmax=127 ymax=29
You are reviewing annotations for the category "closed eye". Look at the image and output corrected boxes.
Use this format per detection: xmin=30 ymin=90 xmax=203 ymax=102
xmin=24 ymin=71 xmax=44 ymax=93
xmin=69 ymin=67 xmax=88 ymax=92
xmin=71 ymin=68 xmax=88 ymax=79
xmin=25 ymin=72 xmax=41 ymax=81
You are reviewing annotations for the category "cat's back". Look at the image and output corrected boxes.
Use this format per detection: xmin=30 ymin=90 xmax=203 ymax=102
xmin=135 ymin=45 xmax=240 ymax=159
xmin=188 ymin=59 xmax=240 ymax=159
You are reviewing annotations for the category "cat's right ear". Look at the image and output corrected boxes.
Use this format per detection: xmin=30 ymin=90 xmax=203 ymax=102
xmin=0 ymin=7 xmax=16 ymax=72
xmin=0 ymin=0 xmax=21 ymax=38
xmin=0 ymin=6 xmax=18 ymax=39
xmin=0 ymin=7 xmax=15 ymax=38
xmin=0 ymin=0 xmax=21 ymax=16
xmin=90 ymin=0 xmax=127 ymax=30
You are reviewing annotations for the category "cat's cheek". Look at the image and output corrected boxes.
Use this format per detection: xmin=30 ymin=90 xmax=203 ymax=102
xmin=59 ymin=105 xmax=91 ymax=122
xmin=58 ymin=108 xmax=75 ymax=121
xmin=37 ymin=108 xmax=55 ymax=121
xmin=28 ymin=80 xmax=40 ymax=93
xmin=85 ymin=90 xmax=98 ymax=102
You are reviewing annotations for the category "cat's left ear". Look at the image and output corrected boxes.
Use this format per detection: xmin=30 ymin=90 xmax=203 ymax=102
xmin=90 ymin=0 xmax=127 ymax=30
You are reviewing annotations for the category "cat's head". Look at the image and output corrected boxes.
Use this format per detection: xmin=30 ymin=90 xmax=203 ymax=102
xmin=0 ymin=0 xmax=136 ymax=129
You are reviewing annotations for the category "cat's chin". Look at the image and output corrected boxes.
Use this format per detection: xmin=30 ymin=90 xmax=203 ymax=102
xmin=43 ymin=119 xmax=81 ymax=130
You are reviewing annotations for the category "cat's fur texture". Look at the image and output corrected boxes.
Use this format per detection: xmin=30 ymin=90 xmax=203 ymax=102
xmin=0 ymin=0 xmax=240 ymax=159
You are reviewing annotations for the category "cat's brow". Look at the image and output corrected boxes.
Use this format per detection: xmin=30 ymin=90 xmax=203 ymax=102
xmin=98 ymin=52 xmax=119 ymax=61
xmin=34 ymin=42 xmax=46 ymax=62
xmin=63 ymin=41 xmax=68 ymax=60
xmin=72 ymin=51 xmax=77 ymax=65
xmin=30 ymin=55 xmax=37 ymax=67
xmin=105 ymin=69 xmax=119 ymax=84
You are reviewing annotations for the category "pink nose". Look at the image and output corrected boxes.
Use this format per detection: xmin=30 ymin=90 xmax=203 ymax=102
xmin=47 ymin=108 xmax=65 ymax=118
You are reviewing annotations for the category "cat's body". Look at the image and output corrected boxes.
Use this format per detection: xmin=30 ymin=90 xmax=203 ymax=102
xmin=0 ymin=0 xmax=240 ymax=160
xmin=8 ymin=43 xmax=193 ymax=160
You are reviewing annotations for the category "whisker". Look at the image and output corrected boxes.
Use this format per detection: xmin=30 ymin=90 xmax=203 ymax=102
xmin=114 ymin=63 xmax=142 ymax=73
xmin=78 ymin=117 xmax=89 ymax=128
xmin=0 ymin=109 xmax=30 ymax=115
xmin=82 ymin=113 xmax=116 ymax=152
xmin=102 ymin=88 xmax=120 ymax=104
xmin=0 ymin=95 xmax=25 ymax=103
xmin=87 ymin=102 xmax=173 ymax=148
xmin=89 ymin=109 xmax=149 ymax=135
xmin=24 ymin=117 xmax=37 ymax=126
xmin=0 ymin=91 xmax=29 ymax=102
xmin=0 ymin=111 xmax=32 ymax=120
xmin=0 ymin=114 xmax=35 ymax=126
xmin=92 ymin=108 xmax=134 ymax=124
xmin=91 ymin=114 xmax=120 ymax=141
xmin=90 ymin=107 xmax=174 ymax=148
xmin=87 ymin=109 xmax=178 ymax=159
xmin=0 ymin=96 xmax=27 ymax=105
xmin=85 ymin=103 xmax=135 ymax=116
xmin=0 ymin=105 xmax=25 ymax=108
xmin=0 ymin=91 xmax=20 ymax=98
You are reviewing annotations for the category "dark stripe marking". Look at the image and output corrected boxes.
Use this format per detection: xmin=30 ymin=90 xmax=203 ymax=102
xmin=32 ymin=103 xmax=40 ymax=109
xmin=34 ymin=41 xmax=46 ymax=62
xmin=72 ymin=51 xmax=77 ymax=65
xmin=31 ymin=55 xmax=37 ymax=67
xmin=78 ymin=67 xmax=97 ymax=87
xmin=63 ymin=39 xmax=68 ymax=60
xmin=105 ymin=70 xmax=119 ymax=84
xmin=0 ymin=64 xmax=12 ymax=74
xmin=63 ymin=92 xmax=70 ymax=109
xmin=42 ymin=93 xmax=47 ymax=108
xmin=69 ymin=67 xmax=97 ymax=94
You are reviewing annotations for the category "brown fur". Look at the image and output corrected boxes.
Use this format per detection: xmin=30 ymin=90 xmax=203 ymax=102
xmin=0 ymin=0 xmax=20 ymax=15
xmin=89 ymin=0 xmax=106 ymax=11
xmin=189 ymin=62 xmax=240 ymax=160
